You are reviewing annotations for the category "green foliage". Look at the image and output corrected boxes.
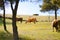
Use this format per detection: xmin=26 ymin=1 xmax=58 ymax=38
xmin=0 ymin=18 xmax=3 ymax=26
xmin=0 ymin=0 xmax=4 ymax=9
xmin=5 ymin=0 xmax=15 ymax=4
xmin=0 ymin=31 xmax=13 ymax=40
xmin=40 ymin=0 xmax=60 ymax=12
xmin=41 ymin=2 xmax=52 ymax=11
xmin=51 ymin=0 xmax=60 ymax=7
xmin=43 ymin=0 xmax=50 ymax=3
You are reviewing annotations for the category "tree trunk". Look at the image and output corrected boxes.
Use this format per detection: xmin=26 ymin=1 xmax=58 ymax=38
xmin=10 ymin=0 xmax=19 ymax=40
xmin=55 ymin=5 xmax=57 ymax=19
xmin=12 ymin=10 xmax=19 ymax=40
xmin=3 ymin=0 xmax=7 ymax=31
xmin=55 ymin=9 xmax=57 ymax=19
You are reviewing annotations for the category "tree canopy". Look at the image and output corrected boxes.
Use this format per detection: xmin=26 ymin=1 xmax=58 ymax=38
xmin=40 ymin=0 xmax=60 ymax=19
xmin=0 ymin=0 xmax=4 ymax=9
xmin=40 ymin=0 xmax=60 ymax=12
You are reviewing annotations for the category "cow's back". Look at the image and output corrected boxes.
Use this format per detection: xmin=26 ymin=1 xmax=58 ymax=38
xmin=26 ymin=17 xmax=37 ymax=23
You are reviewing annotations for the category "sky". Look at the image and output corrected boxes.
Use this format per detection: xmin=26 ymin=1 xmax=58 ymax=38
xmin=0 ymin=0 xmax=60 ymax=16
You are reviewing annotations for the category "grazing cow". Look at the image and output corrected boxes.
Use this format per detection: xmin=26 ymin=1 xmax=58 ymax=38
xmin=52 ymin=19 xmax=60 ymax=32
xmin=25 ymin=17 xmax=37 ymax=24
xmin=0 ymin=15 xmax=2 ymax=18
xmin=3 ymin=17 xmax=23 ymax=23
xmin=16 ymin=18 xmax=23 ymax=23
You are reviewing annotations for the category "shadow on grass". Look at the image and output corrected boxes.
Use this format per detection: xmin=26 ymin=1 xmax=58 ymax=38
xmin=58 ymin=29 xmax=60 ymax=33
xmin=0 ymin=18 xmax=3 ymax=26
xmin=19 ymin=37 xmax=35 ymax=40
xmin=0 ymin=31 xmax=35 ymax=40
xmin=0 ymin=31 xmax=13 ymax=40
xmin=5 ymin=30 xmax=12 ymax=34
xmin=19 ymin=35 xmax=35 ymax=40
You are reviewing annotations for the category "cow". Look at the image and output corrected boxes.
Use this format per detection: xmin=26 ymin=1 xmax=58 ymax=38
xmin=52 ymin=19 xmax=60 ymax=32
xmin=2 ymin=17 xmax=23 ymax=23
xmin=16 ymin=18 xmax=23 ymax=23
xmin=0 ymin=15 xmax=2 ymax=18
xmin=25 ymin=17 xmax=37 ymax=24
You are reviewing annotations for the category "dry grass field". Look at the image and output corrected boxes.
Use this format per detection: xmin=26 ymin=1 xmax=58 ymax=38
xmin=0 ymin=14 xmax=60 ymax=40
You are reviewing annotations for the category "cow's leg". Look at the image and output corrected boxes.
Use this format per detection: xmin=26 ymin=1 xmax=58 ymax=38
xmin=33 ymin=21 xmax=35 ymax=24
xmin=21 ymin=20 xmax=23 ymax=23
xmin=34 ymin=21 xmax=36 ymax=24
xmin=25 ymin=21 xmax=27 ymax=24
xmin=53 ymin=27 xmax=54 ymax=32
xmin=20 ymin=21 xmax=22 ymax=23
xmin=55 ymin=27 xmax=58 ymax=32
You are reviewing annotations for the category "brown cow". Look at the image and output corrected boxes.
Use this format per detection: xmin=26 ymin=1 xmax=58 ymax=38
xmin=25 ymin=17 xmax=37 ymax=24
xmin=0 ymin=15 xmax=2 ymax=18
xmin=16 ymin=18 xmax=23 ymax=23
xmin=52 ymin=19 xmax=60 ymax=32
xmin=3 ymin=17 xmax=23 ymax=23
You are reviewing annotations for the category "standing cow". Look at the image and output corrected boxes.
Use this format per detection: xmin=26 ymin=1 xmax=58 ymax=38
xmin=16 ymin=17 xmax=23 ymax=23
xmin=25 ymin=17 xmax=37 ymax=24
xmin=52 ymin=19 xmax=60 ymax=32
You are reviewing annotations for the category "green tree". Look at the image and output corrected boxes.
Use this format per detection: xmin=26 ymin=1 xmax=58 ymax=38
xmin=6 ymin=0 xmax=19 ymax=40
xmin=0 ymin=0 xmax=7 ymax=31
xmin=40 ymin=0 xmax=60 ymax=19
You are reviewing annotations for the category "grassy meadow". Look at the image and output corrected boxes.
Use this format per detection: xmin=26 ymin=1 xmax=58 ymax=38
xmin=0 ymin=15 xmax=60 ymax=40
